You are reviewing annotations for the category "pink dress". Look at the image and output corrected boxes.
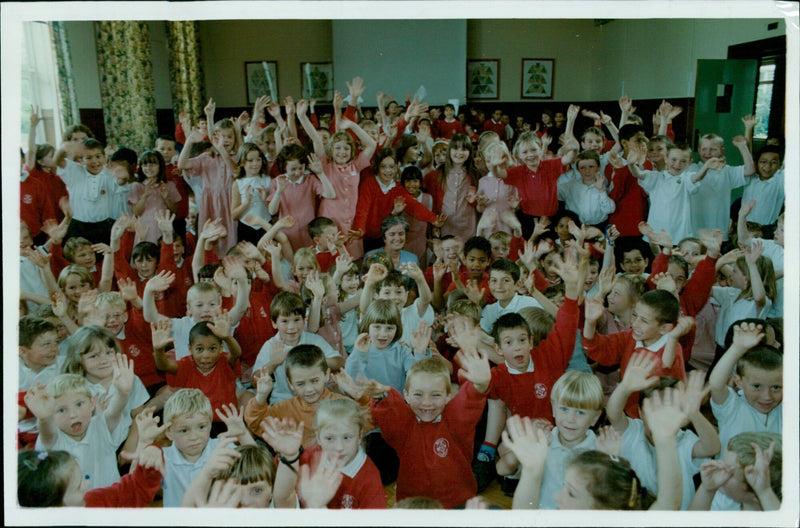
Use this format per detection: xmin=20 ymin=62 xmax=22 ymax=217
xmin=188 ymin=153 xmax=236 ymax=258
xmin=319 ymin=154 xmax=370 ymax=260
xmin=439 ymin=169 xmax=477 ymax=242
xmin=476 ymin=173 xmax=519 ymax=236
xmin=128 ymin=181 xmax=181 ymax=244
xmin=403 ymin=192 xmax=433 ymax=267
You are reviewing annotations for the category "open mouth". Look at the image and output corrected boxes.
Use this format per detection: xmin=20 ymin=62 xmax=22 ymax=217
xmin=70 ymin=422 xmax=83 ymax=433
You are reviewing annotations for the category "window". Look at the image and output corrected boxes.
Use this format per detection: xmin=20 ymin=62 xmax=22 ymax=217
xmin=21 ymin=21 xmax=60 ymax=148
xmin=753 ymin=58 xmax=776 ymax=140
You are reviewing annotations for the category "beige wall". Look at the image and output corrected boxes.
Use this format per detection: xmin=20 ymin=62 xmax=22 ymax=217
xmin=198 ymin=20 xmax=332 ymax=108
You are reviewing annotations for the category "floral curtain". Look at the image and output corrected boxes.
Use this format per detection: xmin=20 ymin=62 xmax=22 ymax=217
xmin=94 ymin=21 xmax=157 ymax=153
xmin=166 ymin=21 xmax=205 ymax=123
xmin=50 ymin=21 xmax=81 ymax=130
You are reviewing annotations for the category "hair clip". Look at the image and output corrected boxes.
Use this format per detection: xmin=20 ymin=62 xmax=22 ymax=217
xmin=37 ymin=451 xmax=48 ymax=461
xmin=608 ymin=454 xmax=620 ymax=462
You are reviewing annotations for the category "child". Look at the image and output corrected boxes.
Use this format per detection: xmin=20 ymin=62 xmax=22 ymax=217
xmin=177 ymin=100 xmax=240 ymax=258
xmin=442 ymin=236 xmax=493 ymax=307
xmin=557 ymin=150 xmax=615 ymax=226
xmin=475 ymin=141 xmax=523 ymax=238
xmin=360 ymin=264 xmax=434 ymax=345
xmin=297 ymin=98 xmax=377 ymax=260
xmin=628 ymin=142 xmax=724 ymax=243
xmin=437 ymin=104 xmax=466 ymax=139
xmin=245 ymin=344 xmax=361 ymax=446
xmin=740 ymin=145 xmax=784 ymax=229
xmin=19 ymin=316 xmax=64 ymax=391
xmin=480 ymin=258 xmax=542 ymax=333
xmin=308 ymin=216 xmax=345 ymax=273
xmin=690 ymin=432 xmax=781 ymax=511
xmin=488 ymin=231 xmax=512 ymax=261
xmin=400 ymin=165 xmax=437 ymax=267
xmin=368 ymin=349 xmax=492 ymax=508
xmin=299 ymin=398 xmax=387 ymax=509
xmin=128 ymin=150 xmax=181 ymax=244
xmin=504 ymin=131 xmax=578 ymax=238
xmin=152 ymin=316 xmax=243 ymax=424
xmin=688 ymin=134 xmax=754 ymax=239
xmin=143 ymin=272 xmax=249 ymax=362
xmin=53 ymin=137 xmax=118 ymax=245
xmin=62 ymin=325 xmax=151 ymax=451
xmin=708 ymin=322 xmax=782 ymax=463
xmin=608 ymin=354 xmax=721 ymax=509
xmin=160 ymin=388 xmax=255 ymax=507
xmin=303 ymin=270 xmax=356 ymax=358
xmin=18 ymin=441 xmax=164 ymax=507
xmin=582 ymin=289 xmax=690 ymax=417
xmin=267 ymin=143 xmax=336 ymax=251
xmin=26 ymin=368 xmax=133 ymax=489
xmin=334 ymin=260 xmax=362 ymax=354
xmin=605 ymin=124 xmax=650 ymax=238
xmin=615 ymin=237 xmax=652 ymax=277
xmin=506 ymin=388 xmax=688 ymax=510
xmin=422 ymin=133 xmax=480 ymax=243
xmin=57 ymin=265 xmax=94 ymax=323
xmin=646 ymin=134 xmax=672 ymax=171
xmin=345 ymin=299 xmax=432 ymax=393
xmin=251 ymin=292 xmax=344 ymax=404
xmin=230 ymin=142 xmax=272 ymax=245
xmin=533 ymin=371 xmax=604 ymax=509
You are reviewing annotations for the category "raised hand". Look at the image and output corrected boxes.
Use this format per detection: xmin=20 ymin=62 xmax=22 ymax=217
xmin=133 ymin=406 xmax=170 ymax=445
xmin=595 ymin=425 xmax=622 ymax=457
xmin=409 ymin=320 xmax=432 ymax=354
xmin=208 ymin=310 xmax=233 ymax=339
xmin=607 ymin=151 xmax=624 ymax=169
xmin=501 ymin=415 xmax=550 ymax=470
xmin=155 ymin=209 xmax=176 ymax=235
xmin=216 ymin=403 xmax=249 ymax=439
xmin=204 ymin=479 xmax=243 ymax=508
xmin=669 ymin=316 xmax=695 ymax=339
xmin=305 ymin=271 xmax=326 ymax=299
xmin=111 ymin=353 xmax=135 ymax=394
xmin=679 ymin=369 xmax=710 ymax=417
xmin=307 ymin=152 xmax=323 ymax=175
xmin=260 ymin=416 xmax=303 ymax=457
xmin=253 ymin=368 xmax=274 ymax=399
xmin=456 ymin=345 xmax=491 ymax=393
xmin=331 ymin=369 xmax=363 ymax=399
xmin=583 ymin=296 xmax=605 ymax=323
xmin=743 ymin=441 xmax=777 ymax=497
xmin=741 ymin=114 xmax=759 ymax=129
xmin=744 ymin=239 xmax=764 ymax=266
xmin=698 ymin=459 xmax=734 ymax=492
xmin=731 ymin=322 xmax=764 ymax=351
xmin=621 ymin=351 xmax=661 ymax=392
xmin=204 ymin=97 xmax=216 ymax=116
xmin=651 ymin=272 xmax=677 ymax=295
xmin=150 ymin=318 xmax=175 ymax=350
xmin=642 ymin=387 xmax=688 ymax=442
xmin=364 ymin=263 xmax=388 ymax=285
xmin=346 ymin=76 xmax=366 ymax=99
xmin=353 ymin=332 xmax=371 ymax=354
xmin=298 ymin=452 xmax=344 ymax=508
xmin=145 ymin=270 xmax=175 ymax=292
xmin=24 ymin=382 xmax=55 ymax=420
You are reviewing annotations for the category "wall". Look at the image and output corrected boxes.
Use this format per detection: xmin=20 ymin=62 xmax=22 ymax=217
xmin=197 ymin=20 xmax=332 ymax=108
xmin=64 ymin=21 xmax=101 ymax=108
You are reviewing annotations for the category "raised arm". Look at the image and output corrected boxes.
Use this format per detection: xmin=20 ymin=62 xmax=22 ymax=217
xmin=607 ymin=351 xmax=660 ymax=433
xmin=359 ymin=263 xmax=388 ymax=315
xmin=564 ymin=104 xmax=579 ymax=141
xmin=708 ymin=322 xmax=764 ymax=404
xmin=307 ymin=152 xmax=336 ymax=199
xmin=142 ymin=271 xmax=174 ymax=324
xmin=339 ymin=117 xmax=377 ymax=162
xmin=737 ymin=198 xmax=756 ymax=247
xmin=680 ymin=370 xmax=720 ymax=459
xmin=26 ymin=106 xmax=42 ymax=169
xmin=296 ymin=99 xmax=326 ymax=157
xmin=151 ymin=319 xmax=178 ymax=374
xmin=644 ymin=388 xmax=686 ymax=511
xmin=732 ymin=134 xmax=755 ymax=177
xmin=24 ymin=383 xmax=59 ymax=449
xmin=104 ymin=353 xmax=135 ymax=434
xmin=503 ymin=415 xmax=550 ymax=510
xmin=741 ymin=114 xmax=758 ymax=155
xmin=745 ymin=241 xmax=767 ymax=310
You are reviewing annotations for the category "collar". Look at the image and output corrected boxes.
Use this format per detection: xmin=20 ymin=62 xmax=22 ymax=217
xmin=339 ymin=446 xmax=368 ymax=478
xmin=551 ymin=427 xmax=596 ymax=450
xmin=21 ymin=170 xmax=29 ymax=182
xmin=377 ymin=178 xmax=396 ymax=194
xmin=288 ymin=174 xmax=305 ymax=185
xmin=506 ymin=358 xmax=534 ymax=375
xmin=116 ymin=326 xmax=126 ymax=340
xmin=635 ymin=333 xmax=670 ymax=351
xmin=415 ymin=413 xmax=443 ymax=424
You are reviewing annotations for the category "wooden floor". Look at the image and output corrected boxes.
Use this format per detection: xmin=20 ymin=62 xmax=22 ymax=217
xmin=384 ymin=478 xmax=513 ymax=509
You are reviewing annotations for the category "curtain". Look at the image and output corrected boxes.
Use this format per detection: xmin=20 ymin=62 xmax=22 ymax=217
xmin=50 ymin=21 xmax=80 ymax=131
xmin=166 ymin=21 xmax=205 ymax=124
xmin=94 ymin=21 xmax=157 ymax=153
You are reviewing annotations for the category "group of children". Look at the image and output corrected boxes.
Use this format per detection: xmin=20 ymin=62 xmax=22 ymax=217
xmin=17 ymin=80 xmax=785 ymax=512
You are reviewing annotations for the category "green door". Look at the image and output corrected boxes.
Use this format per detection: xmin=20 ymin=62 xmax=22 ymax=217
xmin=693 ymin=59 xmax=758 ymax=167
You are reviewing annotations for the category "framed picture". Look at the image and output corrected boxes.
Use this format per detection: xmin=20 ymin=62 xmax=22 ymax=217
xmin=301 ymin=62 xmax=333 ymax=102
xmin=245 ymin=61 xmax=278 ymax=104
xmin=467 ymin=59 xmax=499 ymax=99
xmin=521 ymin=58 xmax=554 ymax=99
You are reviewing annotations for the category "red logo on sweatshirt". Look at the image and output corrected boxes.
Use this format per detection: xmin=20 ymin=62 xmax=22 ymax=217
xmin=433 ymin=437 xmax=449 ymax=458
xmin=534 ymin=383 xmax=547 ymax=399
xmin=128 ymin=345 xmax=141 ymax=357
xmin=341 ymin=494 xmax=355 ymax=508
xmin=23 ymin=194 xmax=33 ymax=204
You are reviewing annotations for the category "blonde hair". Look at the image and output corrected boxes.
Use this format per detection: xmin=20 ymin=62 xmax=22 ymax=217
xmin=358 ymin=299 xmax=402 ymax=342
xmin=699 ymin=133 xmax=724 ymax=148
xmin=518 ymin=307 xmax=555 ymax=347
xmin=405 ymin=357 xmax=451 ymax=394
xmin=394 ymin=496 xmax=444 ymax=509
xmin=164 ymin=388 xmax=213 ymax=424
xmin=727 ymin=432 xmax=782 ymax=499
xmin=326 ymin=131 xmax=356 ymax=163
xmin=551 ymin=370 xmax=604 ymax=411
xmin=446 ymin=299 xmax=481 ymax=324
xmin=62 ymin=325 xmax=120 ymax=377
xmin=292 ymin=247 xmax=320 ymax=272
xmin=314 ymin=398 xmax=369 ymax=437
xmin=46 ymin=373 xmax=92 ymax=399
xmin=488 ymin=231 xmax=512 ymax=246
xmin=217 ymin=444 xmax=276 ymax=486
xmin=483 ymin=141 xmax=510 ymax=168
xmin=187 ymin=281 xmax=222 ymax=302
xmin=94 ymin=291 xmax=126 ymax=310
xmin=57 ymin=264 xmax=95 ymax=291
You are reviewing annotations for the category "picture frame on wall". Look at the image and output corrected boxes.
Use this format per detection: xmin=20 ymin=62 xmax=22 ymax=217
xmin=245 ymin=61 xmax=278 ymax=104
xmin=467 ymin=59 xmax=499 ymax=99
xmin=521 ymin=58 xmax=554 ymax=99
xmin=301 ymin=62 xmax=334 ymax=103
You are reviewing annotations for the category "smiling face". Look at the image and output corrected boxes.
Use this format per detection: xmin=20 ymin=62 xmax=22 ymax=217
xmin=377 ymin=156 xmax=397 ymax=185
xmin=581 ymin=132 xmax=604 ymax=154
xmin=376 ymin=283 xmax=409 ymax=309
xmin=63 ymin=274 xmax=91 ymax=304
xmin=187 ymin=290 xmax=222 ymax=323
xmin=368 ymin=323 xmax=397 ymax=350
xmin=553 ymin=402 xmax=601 ymax=448
xmin=489 ymin=269 xmax=516 ymax=304
xmin=647 ymin=140 xmax=668 ymax=165
xmin=340 ymin=272 xmax=360 ymax=295
xmin=81 ymin=148 xmax=105 ymax=175
xmin=274 ymin=313 xmax=304 ymax=346
xmin=332 ymin=140 xmax=352 ymax=165
xmin=317 ymin=421 xmax=360 ymax=466
xmin=404 ymin=371 xmax=451 ymax=422
xmin=449 ymin=144 xmax=471 ymax=167
xmin=630 ymin=302 xmax=669 ymax=345
xmin=734 ymin=365 xmax=782 ymax=414
xmin=698 ymin=138 xmax=724 ymax=163
xmin=166 ymin=413 xmax=212 ymax=462
xmin=403 ymin=177 xmax=421 ymax=197
xmin=216 ymin=128 xmax=236 ymax=155
xmin=555 ymin=466 xmax=597 ymax=510
xmin=190 ymin=334 xmax=223 ymax=373
xmin=53 ymin=392 xmax=95 ymax=441
xmin=287 ymin=364 xmax=329 ymax=404
xmin=383 ymin=223 xmax=407 ymax=254
xmin=155 ymin=138 xmax=177 ymax=162
xmin=756 ymin=152 xmax=781 ymax=180
xmin=97 ymin=302 xmax=128 ymax=336
xmin=517 ymin=141 xmax=541 ymax=170
xmin=81 ymin=340 xmax=116 ymax=384
xmin=584 ymin=263 xmax=600 ymax=292
xmin=134 ymin=255 xmax=157 ymax=279
xmin=72 ymin=245 xmax=96 ymax=268
xmin=441 ymin=238 xmax=462 ymax=266
xmin=666 ymin=148 xmax=692 ymax=176
xmin=621 ymin=249 xmax=648 ymax=275
xmin=496 ymin=326 xmax=532 ymax=371
xmin=464 ymin=248 xmax=490 ymax=279
xmin=606 ymin=280 xmax=634 ymax=316
xmin=243 ymin=149 xmax=264 ymax=177
xmin=20 ymin=331 xmax=60 ymax=372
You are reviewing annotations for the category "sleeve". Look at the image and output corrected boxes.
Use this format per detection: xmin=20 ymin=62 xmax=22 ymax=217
xmin=114 ymin=245 xmax=136 ymax=281
xmin=85 ymin=452 xmax=163 ymax=507
xmin=244 ymin=397 xmax=271 ymax=436
xmin=166 ymin=181 xmax=182 ymax=203
xmin=540 ymin=297 xmax=579 ymax=372
xmin=710 ymin=386 xmax=739 ymax=423
xmin=352 ymin=181 xmax=373 ymax=233
xmin=597 ymin=189 xmax=616 ymax=214
xmin=581 ymin=329 xmax=629 ymax=367
xmin=394 ymin=187 xmax=437 ymax=224
xmin=646 ymin=252 xmax=670 ymax=290
xmin=159 ymin=241 xmax=178 ymax=273
xmin=344 ymin=350 xmax=368 ymax=381
xmin=56 ymin=158 xmax=81 ymax=188
xmin=369 ymin=388 xmax=413 ymax=444
xmin=607 ymin=166 xmax=630 ymax=202
xmin=128 ymin=182 xmax=143 ymax=205
xmin=637 ymin=171 xmax=659 ymax=193
xmin=681 ymin=255 xmax=717 ymax=316
xmin=446 ymin=378 xmax=489 ymax=437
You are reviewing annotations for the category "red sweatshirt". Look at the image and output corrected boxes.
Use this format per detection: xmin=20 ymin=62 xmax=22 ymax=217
xmin=370 ymin=381 xmax=487 ymax=509
xmin=352 ymin=176 xmax=437 ymax=239
xmin=488 ymin=297 xmax=578 ymax=424
xmin=299 ymin=443 xmax=387 ymax=509
xmin=505 ymin=159 xmax=566 ymax=217
xmin=605 ymin=162 xmax=651 ymax=237
xmin=85 ymin=449 xmax=163 ymax=507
